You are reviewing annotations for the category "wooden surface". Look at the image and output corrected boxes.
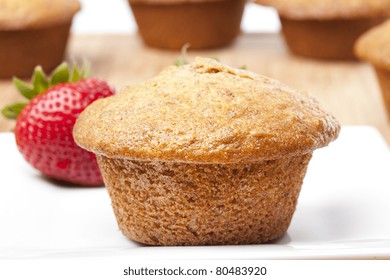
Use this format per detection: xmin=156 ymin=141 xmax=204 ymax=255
xmin=1 ymin=33 xmax=390 ymax=145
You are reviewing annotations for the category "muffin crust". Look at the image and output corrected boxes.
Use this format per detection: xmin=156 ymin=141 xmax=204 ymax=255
xmin=355 ymin=20 xmax=390 ymax=70
xmin=98 ymin=153 xmax=312 ymax=245
xmin=254 ymin=0 xmax=390 ymax=19
xmin=128 ymin=0 xmax=245 ymax=49
xmin=74 ymin=57 xmax=339 ymax=164
xmin=0 ymin=0 xmax=80 ymax=30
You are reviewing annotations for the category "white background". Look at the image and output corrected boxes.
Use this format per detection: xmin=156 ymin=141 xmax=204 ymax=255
xmin=73 ymin=0 xmax=281 ymax=34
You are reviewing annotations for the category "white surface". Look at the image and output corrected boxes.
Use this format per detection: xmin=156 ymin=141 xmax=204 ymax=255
xmin=72 ymin=0 xmax=280 ymax=34
xmin=0 ymin=126 xmax=390 ymax=260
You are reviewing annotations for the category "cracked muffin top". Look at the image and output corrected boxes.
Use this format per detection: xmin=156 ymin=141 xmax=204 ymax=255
xmin=73 ymin=57 xmax=340 ymax=164
xmin=355 ymin=20 xmax=390 ymax=70
xmin=254 ymin=0 xmax=390 ymax=19
xmin=0 ymin=0 xmax=80 ymax=30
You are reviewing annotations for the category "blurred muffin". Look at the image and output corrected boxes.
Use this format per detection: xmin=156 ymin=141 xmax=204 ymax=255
xmin=254 ymin=0 xmax=390 ymax=60
xmin=128 ymin=0 xmax=246 ymax=49
xmin=73 ymin=57 xmax=340 ymax=246
xmin=355 ymin=20 xmax=390 ymax=119
xmin=0 ymin=0 xmax=80 ymax=78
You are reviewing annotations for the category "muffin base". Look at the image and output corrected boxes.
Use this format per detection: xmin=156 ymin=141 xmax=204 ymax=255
xmin=0 ymin=22 xmax=71 ymax=79
xmin=98 ymin=153 xmax=312 ymax=246
xmin=129 ymin=0 xmax=246 ymax=49
xmin=280 ymin=16 xmax=387 ymax=60
xmin=374 ymin=67 xmax=390 ymax=120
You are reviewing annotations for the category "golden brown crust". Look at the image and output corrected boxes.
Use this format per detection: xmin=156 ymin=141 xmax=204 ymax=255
xmin=74 ymin=57 xmax=340 ymax=164
xmin=254 ymin=0 xmax=390 ymax=19
xmin=0 ymin=0 xmax=80 ymax=30
xmin=355 ymin=20 xmax=390 ymax=70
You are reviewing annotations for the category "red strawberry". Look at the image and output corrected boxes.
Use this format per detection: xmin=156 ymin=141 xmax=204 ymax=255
xmin=2 ymin=63 xmax=115 ymax=185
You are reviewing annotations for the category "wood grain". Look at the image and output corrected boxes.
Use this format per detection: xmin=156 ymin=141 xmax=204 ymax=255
xmin=1 ymin=33 xmax=389 ymax=144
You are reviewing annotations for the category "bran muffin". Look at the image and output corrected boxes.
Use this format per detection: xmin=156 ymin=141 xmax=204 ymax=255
xmin=0 ymin=0 xmax=80 ymax=78
xmin=355 ymin=20 xmax=390 ymax=120
xmin=128 ymin=0 xmax=246 ymax=49
xmin=254 ymin=0 xmax=390 ymax=60
xmin=73 ymin=57 xmax=340 ymax=246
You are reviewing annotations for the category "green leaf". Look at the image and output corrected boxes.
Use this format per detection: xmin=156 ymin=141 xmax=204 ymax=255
xmin=70 ymin=64 xmax=81 ymax=82
xmin=32 ymin=66 xmax=49 ymax=94
xmin=50 ymin=62 xmax=70 ymax=85
xmin=1 ymin=103 xmax=27 ymax=119
xmin=70 ymin=59 xmax=91 ymax=82
xmin=13 ymin=78 xmax=37 ymax=100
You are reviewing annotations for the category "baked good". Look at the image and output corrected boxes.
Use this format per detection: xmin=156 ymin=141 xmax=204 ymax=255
xmin=73 ymin=57 xmax=340 ymax=245
xmin=128 ymin=0 xmax=246 ymax=49
xmin=0 ymin=0 xmax=80 ymax=78
xmin=254 ymin=0 xmax=390 ymax=60
xmin=355 ymin=20 xmax=390 ymax=119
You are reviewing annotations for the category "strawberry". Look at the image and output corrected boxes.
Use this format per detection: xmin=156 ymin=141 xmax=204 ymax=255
xmin=2 ymin=63 xmax=115 ymax=186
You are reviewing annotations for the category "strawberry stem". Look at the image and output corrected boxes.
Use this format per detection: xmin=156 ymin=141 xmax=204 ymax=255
xmin=175 ymin=43 xmax=191 ymax=66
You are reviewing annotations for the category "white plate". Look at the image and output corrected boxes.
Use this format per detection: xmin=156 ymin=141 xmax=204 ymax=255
xmin=1 ymin=126 xmax=390 ymax=260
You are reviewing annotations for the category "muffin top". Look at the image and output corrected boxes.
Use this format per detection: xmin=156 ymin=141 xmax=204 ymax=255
xmin=254 ymin=0 xmax=390 ymax=19
xmin=74 ymin=57 xmax=340 ymax=164
xmin=355 ymin=20 xmax=390 ymax=70
xmin=0 ymin=0 xmax=80 ymax=30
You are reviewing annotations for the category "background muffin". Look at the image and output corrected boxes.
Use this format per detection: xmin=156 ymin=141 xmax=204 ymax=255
xmin=0 ymin=0 xmax=80 ymax=78
xmin=355 ymin=20 xmax=390 ymax=120
xmin=128 ymin=0 xmax=246 ymax=49
xmin=254 ymin=0 xmax=390 ymax=60
xmin=73 ymin=57 xmax=340 ymax=246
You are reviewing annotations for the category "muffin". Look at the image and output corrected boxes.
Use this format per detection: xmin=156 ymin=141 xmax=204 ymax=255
xmin=73 ymin=57 xmax=340 ymax=246
xmin=254 ymin=0 xmax=390 ymax=60
xmin=0 ymin=0 xmax=80 ymax=78
xmin=128 ymin=0 xmax=246 ymax=49
xmin=355 ymin=20 xmax=390 ymax=120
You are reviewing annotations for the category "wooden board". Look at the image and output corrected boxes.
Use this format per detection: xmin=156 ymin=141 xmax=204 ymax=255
xmin=1 ymin=33 xmax=390 ymax=144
